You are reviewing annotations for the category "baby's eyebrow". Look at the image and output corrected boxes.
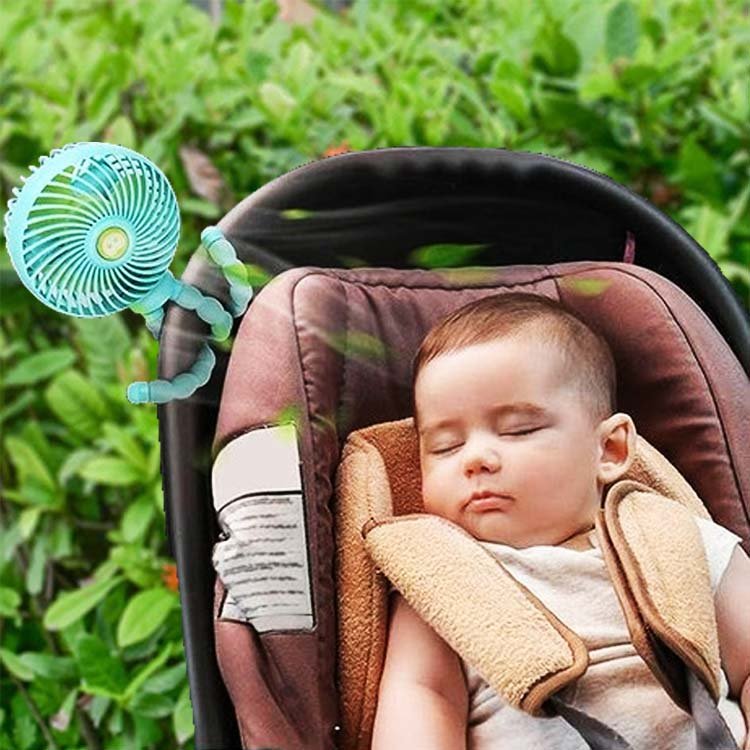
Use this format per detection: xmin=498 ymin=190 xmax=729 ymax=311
xmin=420 ymin=403 xmax=549 ymax=437
xmin=493 ymin=402 xmax=549 ymax=419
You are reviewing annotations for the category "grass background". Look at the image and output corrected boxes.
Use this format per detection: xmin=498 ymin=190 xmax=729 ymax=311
xmin=1 ymin=0 xmax=749 ymax=747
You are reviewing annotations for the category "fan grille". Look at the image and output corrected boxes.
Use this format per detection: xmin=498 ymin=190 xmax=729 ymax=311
xmin=5 ymin=144 xmax=179 ymax=317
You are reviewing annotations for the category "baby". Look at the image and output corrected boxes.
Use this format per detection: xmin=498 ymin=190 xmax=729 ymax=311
xmin=371 ymin=292 xmax=750 ymax=750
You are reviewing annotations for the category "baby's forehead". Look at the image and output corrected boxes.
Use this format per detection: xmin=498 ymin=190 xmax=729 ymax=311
xmin=423 ymin=335 xmax=572 ymax=382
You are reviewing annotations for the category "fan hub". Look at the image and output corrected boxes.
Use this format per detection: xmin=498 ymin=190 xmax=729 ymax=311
xmin=96 ymin=226 xmax=129 ymax=260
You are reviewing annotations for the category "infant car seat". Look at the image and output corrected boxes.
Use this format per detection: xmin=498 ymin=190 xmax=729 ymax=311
xmin=156 ymin=148 xmax=750 ymax=749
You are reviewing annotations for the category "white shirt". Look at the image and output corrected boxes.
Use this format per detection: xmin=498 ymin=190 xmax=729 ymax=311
xmin=462 ymin=518 xmax=745 ymax=750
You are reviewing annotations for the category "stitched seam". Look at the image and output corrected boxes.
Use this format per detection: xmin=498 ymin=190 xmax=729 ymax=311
xmin=290 ymin=273 xmax=329 ymax=738
xmin=358 ymin=444 xmax=379 ymax=750
xmin=312 ymin=267 xmax=559 ymax=291
xmin=338 ymin=277 xmax=352 ymax=443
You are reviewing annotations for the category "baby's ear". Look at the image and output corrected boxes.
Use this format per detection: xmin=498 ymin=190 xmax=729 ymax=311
xmin=597 ymin=413 xmax=636 ymax=485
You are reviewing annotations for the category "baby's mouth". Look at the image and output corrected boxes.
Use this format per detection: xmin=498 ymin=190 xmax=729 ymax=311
xmin=465 ymin=491 xmax=514 ymax=512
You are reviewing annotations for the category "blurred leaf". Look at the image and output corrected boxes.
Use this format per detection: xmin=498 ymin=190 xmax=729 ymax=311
xmin=0 ymin=587 xmax=21 ymax=618
xmin=45 ymin=370 xmax=109 ymax=438
xmin=19 ymin=652 xmax=77 ymax=681
xmin=3 ymin=348 xmax=76 ymax=386
xmin=73 ymin=317 xmax=130 ymax=383
xmin=173 ymin=683 xmax=195 ymax=744
xmin=104 ymin=115 xmax=137 ymax=150
xmin=78 ymin=456 xmax=143 ymax=487
xmin=129 ymin=691 xmax=174 ymax=718
xmin=58 ymin=448 xmax=100 ymax=486
xmin=25 ymin=535 xmax=46 ymax=595
xmin=181 ymin=196 xmax=222 ymax=218
xmin=141 ymin=661 xmax=186 ymax=694
xmin=88 ymin=694 xmax=111 ymax=728
xmin=681 ymin=204 xmax=731 ymax=260
xmin=259 ymin=81 xmax=297 ymax=120
xmin=101 ymin=424 xmax=148 ymax=472
xmin=18 ymin=507 xmax=42 ymax=541
xmin=409 ymin=242 xmax=489 ymax=268
xmin=676 ymin=135 xmax=722 ymax=201
xmin=133 ymin=715 xmax=163 ymax=747
xmin=4 ymin=436 xmax=56 ymax=492
xmin=532 ymin=19 xmax=580 ymax=77
xmin=719 ymin=259 xmax=750 ymax=288
xmin=0 ymin=649 xmax=35 ymax=681
xmin=119 ymin=494 xmax=156 ymax=543
xmin=50 ymin=688 xmax=78 ymax=732
xmin=0 ymin=390 xmax=36 ymax=425
xmin=122 ymin=642 xmax=174 ymax=701
xmin=43 ymin=576 xmax=124 ymax=631
xmin=559 ymin=277 xmax=613 ymax=296
xmin=74 ymin=634 xmax=128 ymax=699
xmin=606 ymin=1 xmax=640 ymax=62
xmin=0 ymin=522 xmax=22 ymax=565
xmin=117 ymin=588 xmax=178 ymax=648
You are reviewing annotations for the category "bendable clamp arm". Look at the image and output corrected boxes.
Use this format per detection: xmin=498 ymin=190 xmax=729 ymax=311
xmin=126 ymin=227 xmax=252 ymax=404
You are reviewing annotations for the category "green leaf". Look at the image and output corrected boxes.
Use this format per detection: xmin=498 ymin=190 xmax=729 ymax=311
xmin=682 ymin=204 xmax=730 ymax=260
xmin=0 ymin=587 xmax=21 ymax=618
xmin=18 ymin=507 xmax=42 ymax=541
xmin=43 ymin=575 xmax=124 ymax=631
xmin=0 ymin=521 xmax=22 ymax=565
xmin=605 ymin=1 xmax=640 ymax=62
xmin=532 ymin=19 xmax=580 ymax=77
xmin=45 ymin=370 xmax=109 ymax=438
xmin=79 ymin=457 xmax=143 ymax=487
xmin=106 ymin=115 xmax=137 ymax=150
xmin=129 ymin=692 xmax=174 ymax=718
xmin=4 ymin=436 xmax=56 ymax=492
xmin=141 ymin=661 xmax=186 ymax=694
xmin=120 ymin=494 xmax=156 ymax=543
xmin=0 ymin=649 xmax=35 ymax=681
xmin=3 ymin=348 xmax=76 ymax=386
xmin=173 ymin=683 xmax=195 ymax=744
xmin=0 ymin=390 xmax=36 ymax=425
xmin=488 ymin=79 xmax=530 ymax=124
xmin=719 ymin=259 xmax=750 ymax=287
xmin=123 ymin=643 xmax=174 ymax=701
xmin=88 ymin=695 xmax=111 ymax=728
xmin=409 ymin=242 xmax=489 ymax=268
xmin=73 ymin=316 xmax=131 ymax=384
xmin=50 ymin=688 xmax=77 ymax=733
xmin=676 ymin=135 xmax=722 ymax=201
xmin=25 ymin=536 xmax=46 ymax=596
xmin=258 ymin=81 xmax=297 ymax=120
xmin=181 ymin=197 xmax=222 ymax=218
xmin=74 ymin=634 xmax=128 ymax=699
xmin=19 ymin=652 xmax=77 ymax=680
xmin=559 ymin=277 xmax=613 ymax=297
xmin=58 ymin=448 xmax=100 ymax=485
xmin=101 ymin=424 xmax=148 ymax=472
xmin=117 ymin=588 xmax=178 ymax=648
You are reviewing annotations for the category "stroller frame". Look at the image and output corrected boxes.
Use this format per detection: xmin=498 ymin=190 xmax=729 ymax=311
xmin=156 ymin=147 xmax=750 ymax=749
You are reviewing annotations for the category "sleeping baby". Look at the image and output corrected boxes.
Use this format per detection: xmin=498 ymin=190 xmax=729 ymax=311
xmin=371 ymin=292 xmax=750 ymax=749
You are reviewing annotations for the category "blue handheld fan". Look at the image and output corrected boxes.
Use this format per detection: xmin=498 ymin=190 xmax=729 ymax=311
xmin=3 ymin=142 xmax=252 ymax=404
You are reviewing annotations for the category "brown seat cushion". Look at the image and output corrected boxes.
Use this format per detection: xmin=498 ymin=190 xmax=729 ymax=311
xmin=212 ymin=261 xmax=749 ymax=749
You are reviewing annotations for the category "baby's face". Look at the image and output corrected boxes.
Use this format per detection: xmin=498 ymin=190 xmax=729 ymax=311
xmin=415 ymin=337 xmax=608 ymax=548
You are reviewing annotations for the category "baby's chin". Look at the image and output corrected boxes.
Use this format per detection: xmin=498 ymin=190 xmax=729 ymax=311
xmin=461 ymin=516 xmax=588 ymax=549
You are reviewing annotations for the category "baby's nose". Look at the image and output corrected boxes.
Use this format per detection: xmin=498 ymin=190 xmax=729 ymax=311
xmin=463 ymin=443 xmax=501 ymax=475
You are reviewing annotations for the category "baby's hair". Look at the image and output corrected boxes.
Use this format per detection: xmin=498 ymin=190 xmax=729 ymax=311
xmin=412 ymin=292 xmax=617 ymax=425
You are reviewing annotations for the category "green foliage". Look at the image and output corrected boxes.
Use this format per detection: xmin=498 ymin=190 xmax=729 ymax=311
xmin=1 ymin=0 xmax=748 ymax=748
